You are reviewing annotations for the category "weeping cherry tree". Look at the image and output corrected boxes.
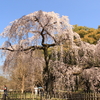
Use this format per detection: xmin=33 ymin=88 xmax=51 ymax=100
xmin=0 ymin=10 xmax=73 ymax=93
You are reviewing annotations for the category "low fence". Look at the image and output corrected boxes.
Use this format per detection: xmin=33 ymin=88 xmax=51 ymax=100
xmin=51 ymin=91 xmax=100 ymax=100
xmin=0 ymin=91 xmax=34 ymax=100
xmin=0 ymin=91 xmax=100 ymax=100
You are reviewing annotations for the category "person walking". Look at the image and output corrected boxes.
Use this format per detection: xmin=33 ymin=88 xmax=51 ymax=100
xmin=3 ymin=85 xmax=7 ymax=100
xmin=4 ymin=85 xmax=7 ymax=95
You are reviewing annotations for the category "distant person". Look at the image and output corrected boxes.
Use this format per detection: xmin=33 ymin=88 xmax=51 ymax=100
xmin=4 ymin=85 xmax=7 ymax=96
xmin=3 ymin=85 xmax=7 ymax=100
xmin=34 ymin=87 xmax=38 ymax=95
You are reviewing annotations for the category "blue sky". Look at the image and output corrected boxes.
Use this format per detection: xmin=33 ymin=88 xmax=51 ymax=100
xmin=0 ymin=0 xmax=100 ymax=65
xmin=1 ymin=0 xmax=100 ymax=34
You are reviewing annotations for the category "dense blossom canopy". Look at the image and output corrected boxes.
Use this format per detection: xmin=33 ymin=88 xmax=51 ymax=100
xmin=1 ymin=10 xmax=73 ymax=50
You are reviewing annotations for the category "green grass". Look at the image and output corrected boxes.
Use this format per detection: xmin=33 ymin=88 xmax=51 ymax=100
xmin=0 ymin=92 xmax=36 ymax=99
xmin=51 ymin=98 xmax=66 ymax=100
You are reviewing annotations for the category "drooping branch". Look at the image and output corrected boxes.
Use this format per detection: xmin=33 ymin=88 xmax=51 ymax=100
xmin=0 ymin=47 xmax=14 ymax=52
xmin=0 ymin=45 xmax=44 ymax=52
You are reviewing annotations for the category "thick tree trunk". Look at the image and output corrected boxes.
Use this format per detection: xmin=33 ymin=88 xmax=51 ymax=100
xmin=43 ymin=47 xmax=54 ymax=96
xmin=43 ymin=47 xmax=49 ymax=92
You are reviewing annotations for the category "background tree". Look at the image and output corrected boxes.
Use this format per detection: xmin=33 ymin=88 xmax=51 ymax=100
xmin=3 ymin=49 xmax=44 ymax=93
xmin=73 ymin=24 xmax=100 ymax=44
xmin=0 ymin=76 xmax=8 ymax=89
